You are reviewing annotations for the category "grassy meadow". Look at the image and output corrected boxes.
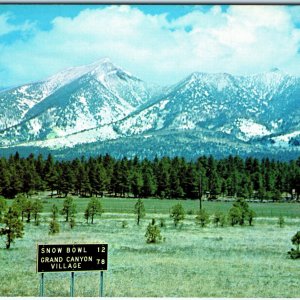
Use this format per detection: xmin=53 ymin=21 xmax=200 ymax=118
xmin=0 ymin=195 xmax=300 ymax=297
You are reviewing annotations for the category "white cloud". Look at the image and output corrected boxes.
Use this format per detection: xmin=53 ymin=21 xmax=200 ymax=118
xmin=1 ymin=5 xmax=300 ymax=87
xmin=0 ymin=13 xmax=34 ymax=36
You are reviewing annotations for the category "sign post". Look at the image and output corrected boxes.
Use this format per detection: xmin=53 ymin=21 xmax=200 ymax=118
xmin=70 ymin=271 xmax=75 ymax=297
xmin=37 ymin=243 xmax=108 ymax=297
xmin=100 ymin=271 xmax=104 ymax=297
xmin=39 ymin=273 xmax=44 ymax=297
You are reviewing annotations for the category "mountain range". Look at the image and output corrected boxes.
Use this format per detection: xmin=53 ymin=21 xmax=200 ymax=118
xmin=0 ymin=58 xmax=299 ymax=160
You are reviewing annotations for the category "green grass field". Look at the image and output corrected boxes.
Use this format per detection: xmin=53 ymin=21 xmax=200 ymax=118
xmin=6 ymin=194 xmax=300 ymax=217
xmin=1 ymin=195 xmax=300 ymax=297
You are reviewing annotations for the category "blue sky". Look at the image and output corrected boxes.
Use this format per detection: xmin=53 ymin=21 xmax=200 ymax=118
xmin=0 ymin=4 xmax=300 ymax=86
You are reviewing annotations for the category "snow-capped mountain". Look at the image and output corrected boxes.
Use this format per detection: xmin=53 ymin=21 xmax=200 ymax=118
xmin=0 ymin=60 xmax=299 ymax=160
xmin=0 ymin=59 xmax=155 ymax=145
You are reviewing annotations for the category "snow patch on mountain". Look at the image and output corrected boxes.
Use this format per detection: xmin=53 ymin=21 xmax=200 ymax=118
xmin=236 ymin=118 xmax=272 ymax=141
xmin=271 ymin=131 xmax=300 ymax=147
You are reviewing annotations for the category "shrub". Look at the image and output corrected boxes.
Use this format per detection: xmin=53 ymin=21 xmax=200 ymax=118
xmin=145 ymin=219 xmax=162 ymax=243
xmin=69 ymin=217 xmax=76 ymax=229
xmin=278 ymin=216 xmax=285 ymax=228
xmin=288 ymin=231 xmax=300 ymax=259
xmin=228 ymin=199 xmax=255 ymax=226
xmin=170 ymin=203 xmax=185 ymax=227
xmin=49 ymin=219 xmax=60 ymax=235
xmin=122 ymin=220 xmax=128 ymax=228
xmin=160 ymin=218 xmax=166 ymax=228
xmin=246 ymin=209 xmax=256 ymax=226
xmin=228 ymin=206 xmax=242 ymax=226
xmin=187 ymin=209 xmax=194 ymax=215
xmin=212 ymin=211 xmax=225 ymax=227
xmin=195 ymin=209 xmax=210 ymax=227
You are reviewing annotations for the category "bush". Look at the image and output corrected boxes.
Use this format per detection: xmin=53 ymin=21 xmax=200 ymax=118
xmin=122 ymin=220 xmax=128 ymax=228
xmin=195 ymin=209 xmax=210 ymax=227
xmin=212 ymin=211 xmax=226 ymax=227
xmin=288 ymin=231 xmax=300 ymax=259
xmin=145 ymin=219 xmax=162 ymax=243
xmin=228 ymin=206 xmax=242 ymax=226
xmin=160 ymin=218 xmax=166 ymax=228
xmin=187 ymin=209 xmax=194 ymax=215
xmin=69 ymin=217 xmax=76 ymax=229
xmin=170 ymin=203 xmax=185 ymax=227
xmin=49 ymin=219 xmax=60 ymax=235
xmin=278 ymin=216 xmax=285 ymax=228
xmin=228 ymin=199 xmax=255 ymax=226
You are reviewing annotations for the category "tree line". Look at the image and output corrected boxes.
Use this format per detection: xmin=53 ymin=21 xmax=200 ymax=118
xmin=0 ymin=152 xmax=299 ymax=201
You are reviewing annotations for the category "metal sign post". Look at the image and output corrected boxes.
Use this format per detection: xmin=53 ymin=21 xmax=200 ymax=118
xmin=39 ymin=273 xmax=45 ymax=297
xmin=100 ymin=271 xmax=104 ymax=297
xmin=70 ymin=271 xmax=75 ymax=297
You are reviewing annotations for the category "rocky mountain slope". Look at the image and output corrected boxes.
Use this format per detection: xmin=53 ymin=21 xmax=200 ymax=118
xmin=0 ymin=59 xmax=299 ymax=160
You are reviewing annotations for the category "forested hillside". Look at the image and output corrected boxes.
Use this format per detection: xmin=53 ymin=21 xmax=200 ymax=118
xmin=0 ymin=152 xmax=299 ymax=201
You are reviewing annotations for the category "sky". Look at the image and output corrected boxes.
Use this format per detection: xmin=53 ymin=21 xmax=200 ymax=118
xmin=0 ymin=4 xmax=300 ymax=87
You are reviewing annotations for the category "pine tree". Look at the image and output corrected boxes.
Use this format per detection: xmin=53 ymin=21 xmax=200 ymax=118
xmin=195 ymin=209 xmax=210 ymax=227
xmin=141 ymin=165 xmax=156 ymax=198
xmin=12 ymin=194 xmax=27 ymax=222
xmin=0 ymin=207 xmax=24 ymax=249
xmin=59 ymin=163 xmax=75 ymax=197
xmin=131 ymin=170 xmax=143 ymax=198
xmin=24 ymin=198 xmax=33 ymax=223
xmin=0 ymin=196 xmax=7 ymax=222
xmin=61 ymin=196 xmax=76 ymax=222
xmin=85 ymin=197 xmax=103 ymax=224
xmin=134 ymin=199 xmax=146 ymax=225
xmin=49 ymin=204 xmax=60 ymax=235
xmin=145 ymin=219 xmax=162 ymax=243
xmin=32 ymin=198 xmax=43 ymax=226
xmin=170 ymin=203 xmax=185 ymax=227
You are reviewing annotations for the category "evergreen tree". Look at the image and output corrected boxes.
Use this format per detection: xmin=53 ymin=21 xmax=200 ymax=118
xmin=32 ymin=198 xmax=43 ymax=226
xmin=8 ymin=166 xmax=23 ymax=199
xmin=156 ymin=159 xmax=170 ymax=199
xmin=0 ymin=162 xmax=11 ymax=198
xmin=45 ymin=167 xmax=59 ymax=198
xmin=0 ymin=207 xmax=24 ymax=249
xmin=170 ymin=203 xmax=185 ymax=227
xmin=228 ymin=199 xmax=255 ymax=226
xmin=24 ymin=198 xmax=33 ymax=223
xmin=49 ymin=204 xmax=60 ymax=235
xmin=141 ymin=164 xmax=156 ymax=197
xmin=12 ymin=194 xmax=28 ymax=222
xmin=131 ymin=170 xmax=144 ymax=198
xmin=59 ymin=163 xmax=75 ymax=197
xmin=61 ymin=196 xmax=76 ymax=222
xmin=85 ymin=197 xmax=104 ymax=224
xmin=195 ymin=209 xmax=210 ymax=227
xmin=145 ymin=219 xmax=162 ymax=243
xmin=183 ymin=164 xmax=199 ymax=199
xmin=134 ymin=199 xmax=146 ymax=225
xmin=0 ymin=196 xmax=7 ymax=222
